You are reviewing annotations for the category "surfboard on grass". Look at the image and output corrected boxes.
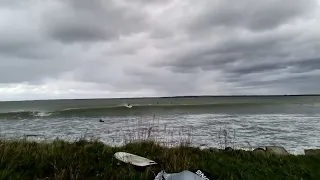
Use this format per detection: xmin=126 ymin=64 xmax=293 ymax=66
xmin=114 ymin=152 xmax=157 ymax=167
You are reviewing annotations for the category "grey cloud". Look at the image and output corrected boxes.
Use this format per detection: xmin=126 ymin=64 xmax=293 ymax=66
xmin=188 ymin=0 xmax=317 ymax=32
xmin=238 ymin=71 xmax=320 ymax=93
xmin=0 ymin=37 xmax=59 ymax=60
xmin=0 ymin=0 xmax=25 ymax=8
xmin=229 ymin=63 xmax=287 ymax=75
xmin=0 ymin=0 xmax=146 ymax=85
xmin=226 ymin=58 xmax=320 ymax=78
xmin=288 ymin=58 xmax=320 ymax=73
xmin=0 ymin=55 xmax=74 ymax=84
xmin=42 ymin=0 xmax=147 ymax=43
xmin=46 ymin=21 xmax=113 ymax=43
xmin=0 ymin=35 xmax=79 ymax=84
xmin=154 ymin=29 xmax=297 ymax=71
xmin=153 ymin=9 xmax=320 ymax=94
xmin=123 ymin=67 xmax=201 ymax=95
xmin=156 ymin=23 xmax=320 ymax=75
xmin=0 ymin=0 xmax=320 ymax=100
xmin=169 ymin=66 xmax=201 ymax=74
xmin=0 ymin=4 xmax=76 ymax=84
xmin=127 ymin=0 xmax=170 ymax=5
xmin=72 ymin=61 xmax=201 ymax=96
xmin=0 ymin=23 xmax=76 ymax=84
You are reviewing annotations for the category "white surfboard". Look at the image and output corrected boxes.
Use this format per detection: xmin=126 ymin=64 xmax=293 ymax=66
xmin=114 ymin=152 xmax=157 ymax=167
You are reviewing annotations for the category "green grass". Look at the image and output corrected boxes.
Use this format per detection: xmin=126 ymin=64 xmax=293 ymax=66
xmin=0 ymin=139 xmax=319 ymax=180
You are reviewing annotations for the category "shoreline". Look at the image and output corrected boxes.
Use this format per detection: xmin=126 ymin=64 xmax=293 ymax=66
xmin=1 ymin=136 xmax=319 ymax=156
xmin=1 ymin=135 xmax=317 ymax=156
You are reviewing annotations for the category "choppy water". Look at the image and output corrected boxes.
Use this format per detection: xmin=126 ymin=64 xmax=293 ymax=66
xmin=0 ymin=96 xmax=320 ymax=154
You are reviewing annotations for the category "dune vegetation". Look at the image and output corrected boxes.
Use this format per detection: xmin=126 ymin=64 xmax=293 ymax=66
xmin=0 ymin=139 xmax=319 ymax=180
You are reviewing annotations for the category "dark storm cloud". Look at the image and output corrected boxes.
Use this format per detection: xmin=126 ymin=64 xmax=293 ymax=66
xmin=188 ymin=0 xmax=317 ymax=32
xmin=0 ymin=0 xmax=24 ymax=7
xmin=0 ymin=0 xmax=320 ymax=100
xmin=127 ymin=0 xmax=170 ymax=5
xmin=0 ymin=2 xmax=69 ymax=84
xmin=42 ymin=0 xmax=146 ymax=43
xmin=0 ymin=37 xmax=75 ymax=84
xmin=288 ymin=58 xmax=320 ymax=72
xmin=0 ymin=37 xmax=57 ymax=60
xmin=154 ymin=29 xmax=298 ymax=73
xmin=151 ymin=0 xmax=320 ymax=95
xmin=121 ymin=66 xmax=209 ymax=96
xmin=0 ymin=0 xmax=146 ymax=85
xmin=235 ymin=70 xmax=320 ymax=93
xmin=229 ymin=63 xmax=287 ymax=75
xmin=224 ymin=57 xmax=320 ymax=79
xmin=0 ymin=57 xmax=73 ymax=84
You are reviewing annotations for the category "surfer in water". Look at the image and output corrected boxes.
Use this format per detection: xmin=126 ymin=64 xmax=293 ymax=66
xmin=99 ymin=119 xmax=104 ymax=123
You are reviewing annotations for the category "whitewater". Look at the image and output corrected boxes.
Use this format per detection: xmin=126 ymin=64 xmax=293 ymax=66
xmin=0 ymin=96 xmax=319 ymax=154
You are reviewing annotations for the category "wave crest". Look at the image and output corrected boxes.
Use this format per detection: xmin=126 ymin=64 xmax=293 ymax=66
xmin=0 ymin=101 xmax=306 ymax=119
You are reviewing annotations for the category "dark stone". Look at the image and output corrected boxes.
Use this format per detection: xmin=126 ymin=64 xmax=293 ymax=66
xmin=265 ymin=146 xmax=289 ymax=155
xmin=253 ymin=148 xmax=265 ymax=154
xmin=304 ymin=149 xmax=320 ymax=155
xmin=25 ymin=134 xmax=44 ymax=137
xmin=209 ymin=148 xmax=220 ymax=152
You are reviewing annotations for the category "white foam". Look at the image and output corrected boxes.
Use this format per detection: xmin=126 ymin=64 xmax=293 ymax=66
xmin=1 ymin=114 xmax=320 ymax=154
xmin=33 ymin=112 xmax=52 ymax=117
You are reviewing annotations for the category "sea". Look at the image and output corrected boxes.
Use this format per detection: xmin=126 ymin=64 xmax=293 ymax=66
xmin=0 ymin=95 xmax=320 ymax=154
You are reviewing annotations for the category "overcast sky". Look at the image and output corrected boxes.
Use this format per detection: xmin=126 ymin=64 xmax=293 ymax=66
xmin=0 ymin=0 xmax=320 ymax=101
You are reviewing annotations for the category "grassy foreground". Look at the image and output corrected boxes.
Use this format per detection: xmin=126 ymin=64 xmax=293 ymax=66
xmin=0 ymin=140 xmax=319 ymax=180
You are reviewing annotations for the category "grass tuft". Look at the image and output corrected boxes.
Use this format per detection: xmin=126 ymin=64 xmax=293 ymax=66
xmin=0 ymin=139 xmax=319 ymax=180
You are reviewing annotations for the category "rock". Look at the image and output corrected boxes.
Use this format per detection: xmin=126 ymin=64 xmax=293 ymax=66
xmin=201 ymin=147 xmax=220 ymax=153
xmin=225 ymin=147 xmax=233 ymax=152
xmin=265 ymin=146 xmax=289 ymax=155
xmin=24 ymin=134 xmax=44 ymax=137
xmin=209 ymin=148 xmax=220 ymax=152
xmin=304 ymin=149 xmax=320 ymax=155
xmin=253 ymin=148 xmax=265 ymax=154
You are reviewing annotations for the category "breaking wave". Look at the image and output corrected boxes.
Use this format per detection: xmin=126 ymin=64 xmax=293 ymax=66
xmin=0 ymin=102 xmax=274 ymax=119
xmin=0 ymin=101 xmax=317 ymax=119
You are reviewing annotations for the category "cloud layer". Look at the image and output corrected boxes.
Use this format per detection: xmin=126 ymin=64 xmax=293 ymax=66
xmin=0 ymin=0 xmax=319 ymax=100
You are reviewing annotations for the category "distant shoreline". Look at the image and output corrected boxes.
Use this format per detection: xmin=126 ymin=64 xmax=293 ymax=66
xmin=1 ymin=94 xmax=320 ymax=103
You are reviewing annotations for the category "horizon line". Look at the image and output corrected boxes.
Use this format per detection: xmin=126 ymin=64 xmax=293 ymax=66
xmin=1 ymin=93 xmax=320 ymax=102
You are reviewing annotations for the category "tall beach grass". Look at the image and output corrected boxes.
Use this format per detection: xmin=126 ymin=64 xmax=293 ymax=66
xmin=0 ymin=139 xmax=320 ymax=180
xmin=0 ymin=116 xmax=319 ymax=179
